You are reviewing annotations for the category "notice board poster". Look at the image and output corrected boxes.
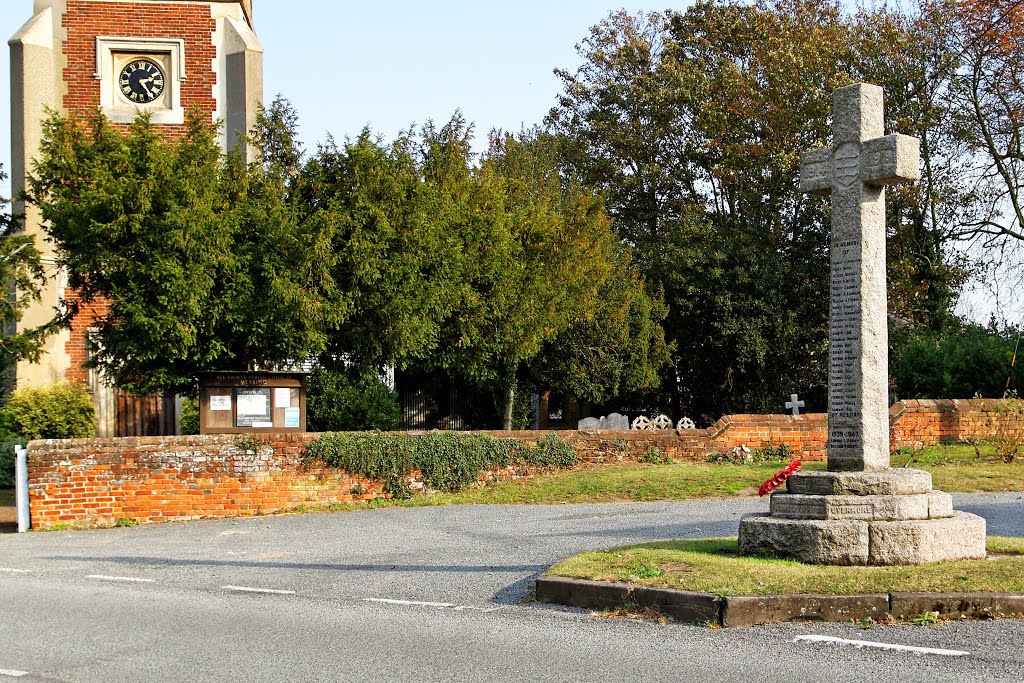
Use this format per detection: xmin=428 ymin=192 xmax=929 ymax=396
xmin=235 ymin=387 xmax=272 ymax=427
xmin=210 ymin=395 xmax=232 ymax=412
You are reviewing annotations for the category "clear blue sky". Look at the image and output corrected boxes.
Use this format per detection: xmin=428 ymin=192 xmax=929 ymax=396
xmin=0 ymin=1 xmax=679 ymax=194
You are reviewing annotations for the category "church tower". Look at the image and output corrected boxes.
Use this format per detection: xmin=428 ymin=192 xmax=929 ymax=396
xmin=9 ymin=1 xmax=263 ymax=434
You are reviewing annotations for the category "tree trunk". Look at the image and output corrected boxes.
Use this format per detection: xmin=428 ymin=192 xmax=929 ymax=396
xmin=563 ymin=393 xmax=580 ymax=427
xmin=502 ymin=386 xmax=515 ymax=430
xmin=499 ymin=364 xmax=517 ymax=431
xmin=538 ymin=390 xmax=551 ymax=430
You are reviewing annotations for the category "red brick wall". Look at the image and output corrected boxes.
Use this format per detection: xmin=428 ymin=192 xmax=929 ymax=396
xmin=563 ymin=413 xmax=829 ymax=462
xmin=889 ymin=398 xmax=1023 ymax=449
xmin=27 ymin=400 xmax=1022 ymax=530
xmin=62 ymin=0 xmax=218 ymax=132
xmin=60 ymin=0 xmax=220 ymax=380
xmin=29 ymin=434 xmax=385 ymax=529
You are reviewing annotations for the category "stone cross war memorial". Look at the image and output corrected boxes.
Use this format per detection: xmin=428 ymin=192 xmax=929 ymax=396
xmin=738 ymin=83 xmax=987 ymax=566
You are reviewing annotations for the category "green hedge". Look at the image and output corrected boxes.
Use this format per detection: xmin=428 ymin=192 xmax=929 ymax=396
xmin=303 ymin=431 xmax=577 ymax=495
xmin=892 ymin=324 xmax=1023 ymax=399
xmin=307 ymin=368 xmax=402 ymax=433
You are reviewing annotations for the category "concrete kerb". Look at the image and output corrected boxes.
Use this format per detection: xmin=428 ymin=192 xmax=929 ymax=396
xmin=534 ymin=576 xmax=1024 ymax=628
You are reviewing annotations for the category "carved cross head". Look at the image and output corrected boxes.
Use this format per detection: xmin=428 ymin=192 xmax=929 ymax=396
xmin=800 ymin=83 xmax=920 ymax=197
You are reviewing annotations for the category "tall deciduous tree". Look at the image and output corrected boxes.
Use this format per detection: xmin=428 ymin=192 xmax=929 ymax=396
xmin=937 ymin=0 xmax=1024 ymax=247
xmin=548 ymin=1 xmax=849 ymax=417
xmin=548 ymin=0 xmax=981 ymax=418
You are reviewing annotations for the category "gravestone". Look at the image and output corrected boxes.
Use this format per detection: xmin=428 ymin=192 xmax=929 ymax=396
xmin=650 ymin=414 xmax=674 ymax=430
xmin=577 ymin=413 xmax=630 ymax=431
xmin=605 ymin=413 xmax=630 ymax=431
xmin=631 ymin=416 xmax=651 ymax=430
xmin=737 ymin=83 xmax=986 ymax=565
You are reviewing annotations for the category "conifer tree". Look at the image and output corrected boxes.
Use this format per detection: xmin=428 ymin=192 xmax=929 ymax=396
xmin=0 ymin=163 xmax=52 ymax=385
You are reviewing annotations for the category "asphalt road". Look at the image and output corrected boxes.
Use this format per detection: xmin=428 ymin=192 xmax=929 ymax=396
xmin=1 ymin=493 xmax=1023 ymax=682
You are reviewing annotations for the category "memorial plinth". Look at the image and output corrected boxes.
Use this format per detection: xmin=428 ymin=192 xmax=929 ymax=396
xmin=737 ymin=83 xmax=986 ymax=565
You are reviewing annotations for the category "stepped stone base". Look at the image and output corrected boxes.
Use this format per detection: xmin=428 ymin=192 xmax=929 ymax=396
xmin=786 ymin=469 xmax=933 ymax=496
xmin=769 ymin=491 xmax=953 ymax=521
xmin=738 ymin=511 xmax=987 ymax=566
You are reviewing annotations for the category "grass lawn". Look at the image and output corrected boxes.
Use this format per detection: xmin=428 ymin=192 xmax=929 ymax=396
xmin=366 ymin=442 xmax=1022 ymax=508
xmin=416 ymin=461 xmax=796 ymax=506
xmin=0 ymin=488 xmax=13 ymax=507
xmin=547 ymin=536 xmax=1024 ymax=596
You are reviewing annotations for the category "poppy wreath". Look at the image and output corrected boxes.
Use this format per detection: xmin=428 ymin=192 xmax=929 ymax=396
xmin=758 ymin=460 xmax=803 ymax=497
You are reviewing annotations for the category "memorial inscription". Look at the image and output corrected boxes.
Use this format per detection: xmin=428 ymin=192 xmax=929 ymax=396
xmin=799 ymin=83 xmax=920 ymax=472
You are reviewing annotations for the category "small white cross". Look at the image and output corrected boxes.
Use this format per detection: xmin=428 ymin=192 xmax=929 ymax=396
xmin=785 ymin=394 xmax=805 ymax=416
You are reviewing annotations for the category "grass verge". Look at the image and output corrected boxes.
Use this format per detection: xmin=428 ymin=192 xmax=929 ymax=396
xmin=547 ymin=536 xmax=1024 ymax=596
xmin=895 ymin=443 xmax=1024 ymax=492
xmin=416 ymin=461 xmax=798 ymax=505
xmin=363 ymin=443 xmax=1023 ymax=507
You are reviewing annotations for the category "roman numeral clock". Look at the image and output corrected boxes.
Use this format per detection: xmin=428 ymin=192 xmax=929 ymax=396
xmin=119 ymin=57 xmax=167 ymax=104
xmin=94 ymin=37 xmax=187 ymax=125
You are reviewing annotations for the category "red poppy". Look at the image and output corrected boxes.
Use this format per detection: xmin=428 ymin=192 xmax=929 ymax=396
xmin=758 ymin=460 xmax=803 ymax=497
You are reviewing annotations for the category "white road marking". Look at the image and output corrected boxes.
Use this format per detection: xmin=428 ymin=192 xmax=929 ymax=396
xmin=0 ymin=669 xmax=29 ymax=677
xmin=223 ymin=585 xmax=296 ymax=595
xmin=365 ymin=598 xmax=457 ymax=608
xmin=795 ymin=635 xmax=970 ymax=657
xmin=363 ymin=598 xmax=502 ymax=613
xmin=0 ymin=568 xmax=30 ymax=574
xmin=87 ymin=575 xmax=156 ymax=584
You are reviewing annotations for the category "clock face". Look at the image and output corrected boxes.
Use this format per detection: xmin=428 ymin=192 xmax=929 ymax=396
xmin=118 ymin=58 xmax=166 ymax=104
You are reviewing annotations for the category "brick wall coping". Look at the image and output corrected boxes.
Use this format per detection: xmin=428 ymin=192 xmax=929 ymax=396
xmin=889 ymin=398 xmax=1008 ymax=421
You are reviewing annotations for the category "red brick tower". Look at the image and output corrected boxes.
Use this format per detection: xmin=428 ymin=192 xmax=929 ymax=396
xmin=9 ymin=1 xmax=263 ymax=435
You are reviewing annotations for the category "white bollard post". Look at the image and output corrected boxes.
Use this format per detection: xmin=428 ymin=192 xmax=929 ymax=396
xmin=15 ymin=445 xmax=30 ymax=533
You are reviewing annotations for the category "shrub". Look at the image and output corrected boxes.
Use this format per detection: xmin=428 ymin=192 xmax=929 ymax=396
xmin=179 ymin=396 xmax=200 ymax=435
xmin=892 ymin=324 xmax=1023 ymax=399
xmin=530 ymin=432 xmax=578 ymax=467
xmin=753 ymin=443 xmax=792 ymax=462
xmin=989 ymin=397 xmax=1024 ymax=462
xmin=0 ymin=436 xmax=21 ymax=488
xmin=639 ymin=448 xmax=673 ymax=465
xmin=304 ymin=431 xmax=578 ymax=493
xmin=1 ymin=383 xmax=96 ymax=440
xmin=307 ymin=368 xmax=403 ymax=433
